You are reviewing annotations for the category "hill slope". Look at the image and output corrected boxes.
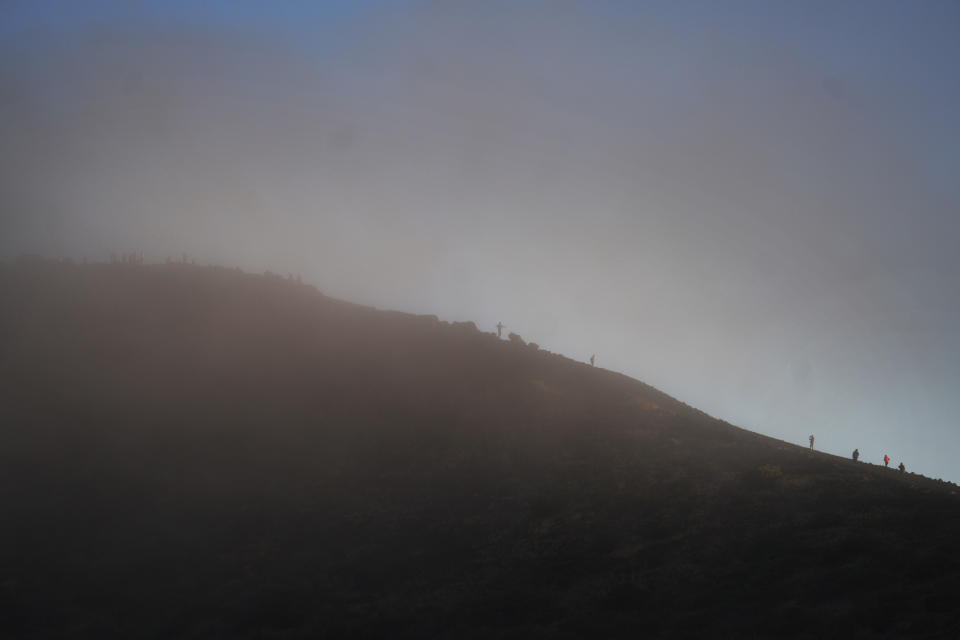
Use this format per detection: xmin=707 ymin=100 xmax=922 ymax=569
xmin=1 ymin=260 xmax=959 ymax=638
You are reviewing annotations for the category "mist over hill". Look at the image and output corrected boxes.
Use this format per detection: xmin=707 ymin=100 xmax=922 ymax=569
xmin=2 ymin=259 xmax=959 ymax=638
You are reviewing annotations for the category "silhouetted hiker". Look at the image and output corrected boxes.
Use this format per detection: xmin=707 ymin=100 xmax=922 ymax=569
xmin=809 ymin=435 xmax=815 ymax=450
xmin=496 ymin=322 xmax=505 ymax=338
xmin=852 ymin=448 xmax=859 ymax=462
xmin=884 ymin=454 xmax=890 ymax=467
xmin=898 ymin=462 xmax=905 ymax=473
xmin=590 ymin=354 xmax=595 ymax=366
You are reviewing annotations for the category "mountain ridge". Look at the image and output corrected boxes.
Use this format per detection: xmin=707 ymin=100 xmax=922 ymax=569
xmin=1 ymin=259 xmax=958 ymax=638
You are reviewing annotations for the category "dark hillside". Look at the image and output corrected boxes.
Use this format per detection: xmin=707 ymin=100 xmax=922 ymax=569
xmin=1 ymin=260 xmax=959 ymax=638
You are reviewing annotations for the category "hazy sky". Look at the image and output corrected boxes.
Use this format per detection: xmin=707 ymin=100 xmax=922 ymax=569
xmin=3 ymin=1 xmax=959 ymax=482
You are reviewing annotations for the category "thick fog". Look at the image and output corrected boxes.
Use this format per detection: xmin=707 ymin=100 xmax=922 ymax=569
xmin=3 ymin=1 xmax=959 ymax=481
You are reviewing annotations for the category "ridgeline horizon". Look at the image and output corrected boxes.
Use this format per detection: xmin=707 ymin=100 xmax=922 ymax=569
xmin=4 ymin=253 xmax=946 ymax=484
xmin=2 ymin=256 xmax=959 ymax=638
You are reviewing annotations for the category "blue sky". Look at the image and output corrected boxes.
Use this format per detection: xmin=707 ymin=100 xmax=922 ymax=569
xmin=2 ymin=1 xmax=959 ymax=481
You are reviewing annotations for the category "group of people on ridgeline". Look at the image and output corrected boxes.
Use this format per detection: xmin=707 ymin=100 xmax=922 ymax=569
xmin=872 ymin=452 xmax=906 ymax=473
xmin=810 ymin=436 xmax=907 ymax=473
xmin=857 ymin=449 xmax=907 ymax=473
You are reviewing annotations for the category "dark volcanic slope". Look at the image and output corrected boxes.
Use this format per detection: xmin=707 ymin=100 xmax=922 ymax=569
xmin=1 ymin=261 xmax=959 ymax=639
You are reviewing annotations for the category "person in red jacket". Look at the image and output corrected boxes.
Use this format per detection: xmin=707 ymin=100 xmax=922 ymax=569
xmin=884 ymin=454 xmax=890 ymax=467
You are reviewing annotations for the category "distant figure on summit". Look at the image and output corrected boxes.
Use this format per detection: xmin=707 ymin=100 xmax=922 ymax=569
xmin=884 ymin=454 xmax=890 ymax=467
xmin=809 ymin=435 xmax=815 ymax=450
xmin=852 ymin=448 xmax=859 ymax=462
xmin=496 ymin=322 xmax=505 ymax=338
xmin=898 ymin=462 xmax=906 ymax=473
xmin=590 ymin=354 xmax=595 ymax=367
